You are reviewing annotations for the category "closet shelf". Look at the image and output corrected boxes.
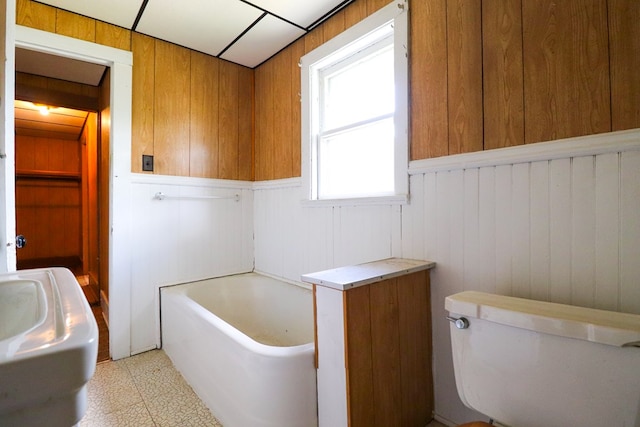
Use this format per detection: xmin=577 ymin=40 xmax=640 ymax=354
xmin=16 ymin=169 xmax=81 ymax=182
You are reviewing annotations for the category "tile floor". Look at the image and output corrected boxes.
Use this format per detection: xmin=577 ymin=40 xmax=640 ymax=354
xmin=81 ymin=349 xmax=451 ymax=427
xmin=80 ymin=350 xmax=222 ymax=426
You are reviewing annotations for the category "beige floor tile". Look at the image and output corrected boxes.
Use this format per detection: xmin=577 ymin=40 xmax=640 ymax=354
xmin=80 ymin=401 xmax=155 ymax=427
xmin=79 ymin=350 xmax=223 ymax=426
xmin=145 ymin=387 xmax=222 ymax=427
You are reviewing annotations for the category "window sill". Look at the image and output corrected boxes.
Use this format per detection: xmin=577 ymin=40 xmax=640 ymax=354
xmin=301 ymin=194 xmax=408 ymax=207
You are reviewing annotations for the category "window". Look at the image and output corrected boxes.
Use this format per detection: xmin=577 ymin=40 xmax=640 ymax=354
xmin=301 ymin=0 xmax=408 ymax=204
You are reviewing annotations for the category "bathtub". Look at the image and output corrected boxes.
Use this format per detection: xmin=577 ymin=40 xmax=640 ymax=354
xmin=160 ymin=272 xmax=317 ymax=427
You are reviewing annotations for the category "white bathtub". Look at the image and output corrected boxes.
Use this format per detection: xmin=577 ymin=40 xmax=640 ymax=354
xmin=160 ymin=272 xmax=317 ymax=427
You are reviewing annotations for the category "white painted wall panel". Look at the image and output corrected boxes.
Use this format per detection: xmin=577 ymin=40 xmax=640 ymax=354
xmin=620 ymin=150 xmax=640 ymax=315
xmin=129 ymin=177 xmax=254 ymax=354
xmin=252 ymin=129 xmax=640 ymax=426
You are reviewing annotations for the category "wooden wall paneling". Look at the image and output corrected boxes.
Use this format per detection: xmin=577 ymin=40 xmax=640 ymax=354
xmin=237 ymin=66 xmax=254 ymax=181
xmin=16 ymin=0 xmax=56 ymax=32
xmin=608 ymin=0 xmax=640 ymax=131
xmin=522 ymin=0 xmax=611 ymax=144
xmin=254 ymin=62 xmax=275 ymax=180
xmin=153 ymin=40 xmax=191 ymax=176
xmin=253 ymin=67 xmax=266 ymax=180
xmin=369 ymin=278 xmax=402 ymax=426
xmin=55 ymin=9 xmax=96 ymax=42
xmin=131 ymin=33 xmax=155 ymax=174
xmin=446 ymin=0 xmax=483 ymax=155
xmin=397 ymin=271 xmax=432 ymax=426
xmin=290 ymin=39 xmax=304 ymax=178
xmin=189 ymin=51 xmax=219 ymax=179
xmin=323 ymin=8 xmax=346 ymax=41
xmin=219 ymin=61 xmax=240 ymax=180
xmin=481 ymin=0 xmax=524 ymax=149
xmin=95 ymin=21 xmax=131 ymax=51
xmin=304 ymin=27 xmax=324 ymax=55
xmin=273 ymin=50 xmax=293 ymax=179
xmin=344 ymin=0 xmax=367 ymax=28
xmin=410 ymin=0 xmax=449 ymax=160
xmin=366 ymin=0 xmax=389 ymax=15
xmin=344 ymin=285 xmax=374 ymax=427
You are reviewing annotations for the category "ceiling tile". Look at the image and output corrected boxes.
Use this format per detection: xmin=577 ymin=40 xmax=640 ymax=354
xmin=136 ymin=0 xmax=263 ymax=58
xmin=220 ymin=15 xmax=306 ymax=68
xmin=35 ymin=0 xmax=144 ymax=28
xmin=250 ymin=0 xmax=347 ymax=28
xmin=16 ymin=48 xmax=106 ymax=86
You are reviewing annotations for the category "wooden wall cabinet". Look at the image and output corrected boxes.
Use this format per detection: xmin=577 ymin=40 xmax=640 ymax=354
xmin=303 ymin=258 xmax=436 ymax=427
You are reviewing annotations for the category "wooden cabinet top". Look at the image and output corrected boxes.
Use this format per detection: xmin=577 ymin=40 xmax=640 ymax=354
xmin=301 ymin=257 xmax=435 ymax=291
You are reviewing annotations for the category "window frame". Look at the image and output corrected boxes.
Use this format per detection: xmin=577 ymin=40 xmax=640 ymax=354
xmin=301 ymin=0 xmax=409 ymax=206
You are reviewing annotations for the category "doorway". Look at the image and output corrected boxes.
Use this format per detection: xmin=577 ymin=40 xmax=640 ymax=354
xmin=12 ymin=25 xmax=134 ymax=360
xmin=14 ymin=48 xmax=110 ymax=361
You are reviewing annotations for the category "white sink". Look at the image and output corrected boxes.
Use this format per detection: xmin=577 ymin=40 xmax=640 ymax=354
xmin=0 ymin=268 xmax=98 ymax=426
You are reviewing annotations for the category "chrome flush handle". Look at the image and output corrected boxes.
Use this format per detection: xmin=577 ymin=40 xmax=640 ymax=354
xmin=446 ymin=316 xmax=470 ymax=330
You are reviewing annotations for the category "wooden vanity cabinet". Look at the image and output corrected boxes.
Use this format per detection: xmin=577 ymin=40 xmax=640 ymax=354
xmin=303 ymin=258 xmax=435 ymax=427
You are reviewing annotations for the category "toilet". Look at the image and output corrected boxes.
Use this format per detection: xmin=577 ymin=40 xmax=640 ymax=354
xmin=445 ymin=291 xmax=640 ymax=427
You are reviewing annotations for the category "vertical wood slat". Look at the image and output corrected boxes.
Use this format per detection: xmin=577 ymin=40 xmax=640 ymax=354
xmin=273 ymin=50 xmax=293 ymax=180
xmin=95 ymin=21 xmax=131 ymax=51
xmin=16 ymin=0 xmax=56 ymax=31
xmin=447 ymin=0 xmax=484 ymax=155
xmin=397 ymin=271 xmax=432 ymax=426
xmin=608 ymin=0 xmax=640 ymax=131
xmin=345 ymin=285 xmax=374 ymax=427
xmin=131 ymin=33 xmax=155 ymax=174
xmin=55 ymin=9 xmax=95 ymax=42
xmin=522 ymin=0 xmax=611 ymax=143
xmin=219 ymin=61 xmax=240 ymax=180
xmin=290 ymin=39 xmax=304 ymax=178
xmin=153 ymin=40 xmax=191 ymax=177
xmin=238 ymin=66 xmax=254 ymax=181
xmin=189 ymin=51 xmax=219 ymax=179
xmin=410 ymin=0 xmax=449 ymax=160
xmin=477 ymin=167 xmax=496 ymax=294
xmin=369 ymin=279 xmax=401 ymax=426
xmin=482 ymin=0 xmax=524 ymax=149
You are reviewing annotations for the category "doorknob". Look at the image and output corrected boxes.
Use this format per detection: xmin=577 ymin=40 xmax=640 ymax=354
xmin=16 ymin=235 xmax=26 ymax=249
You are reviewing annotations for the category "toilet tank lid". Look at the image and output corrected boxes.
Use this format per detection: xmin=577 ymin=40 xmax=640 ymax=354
xmin=445 ymin=291 xmax=640 ymax=347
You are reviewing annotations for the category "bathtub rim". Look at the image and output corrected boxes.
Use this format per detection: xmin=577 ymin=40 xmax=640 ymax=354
xmin=160 ymin=272 xmax=315 ymax=357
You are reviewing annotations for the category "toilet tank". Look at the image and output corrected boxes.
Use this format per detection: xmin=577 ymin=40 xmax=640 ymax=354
xmin=445 ymin=291 xmax=640 ymax=427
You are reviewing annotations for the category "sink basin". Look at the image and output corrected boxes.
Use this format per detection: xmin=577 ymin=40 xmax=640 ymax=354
xmin=0 ymin=268 xmax=98 ymax=426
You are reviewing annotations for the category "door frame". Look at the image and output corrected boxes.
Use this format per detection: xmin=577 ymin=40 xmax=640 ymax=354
xmin=14 ymin=26 xmax=133 ymax=360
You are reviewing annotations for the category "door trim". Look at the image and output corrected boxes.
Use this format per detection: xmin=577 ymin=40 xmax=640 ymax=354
xmin=15 ymin=25 xmax=133 ymax=360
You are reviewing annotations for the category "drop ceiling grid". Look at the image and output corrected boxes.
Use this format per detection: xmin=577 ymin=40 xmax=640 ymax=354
xmin=220 ymin=15 xmax=306 ymax=68
xmin=136 ymin=0 xmax=264 ymax=58
xmin=33 ymin=0 xmax=357 ymax=68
